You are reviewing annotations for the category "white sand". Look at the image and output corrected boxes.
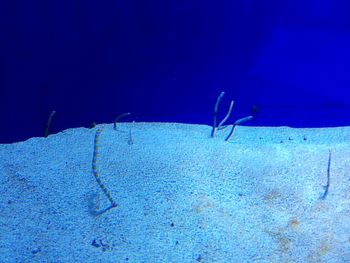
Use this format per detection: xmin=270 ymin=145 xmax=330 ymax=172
xmin=0 ymin=123 xmax=349 ymax=262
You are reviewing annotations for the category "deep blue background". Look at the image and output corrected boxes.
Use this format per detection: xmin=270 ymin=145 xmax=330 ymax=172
xmin=1 ymin=0 xmax=350 ymax=143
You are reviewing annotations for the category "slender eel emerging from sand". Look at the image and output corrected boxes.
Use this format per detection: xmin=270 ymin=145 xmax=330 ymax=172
xmin=91 ymin=127 xmax=117 ymax=214
xmin=211 ymin=92 xmax=225 ymax=137
xmin=211 ymin=91 xmax=252 ymax=141
xmin=44 ymin=110 xmax=56 ymax=137
xmin=320 ymin=150 xmax=332 ymax=200
xmin=225 ymin=116 xmax=254 ymax=142
xmin=114 ymin=112 xmax=131 ymax=130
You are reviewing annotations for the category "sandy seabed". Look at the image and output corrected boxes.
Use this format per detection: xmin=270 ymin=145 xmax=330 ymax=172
xmin=1 ymin=123 xmax=350 ymax=262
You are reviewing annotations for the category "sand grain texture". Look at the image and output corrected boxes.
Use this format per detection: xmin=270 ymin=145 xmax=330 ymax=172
xmin=0 ymin=123 xmax=349 ymax=262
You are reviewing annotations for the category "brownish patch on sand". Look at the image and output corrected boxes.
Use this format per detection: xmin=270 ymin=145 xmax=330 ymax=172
xmin=307 ymin=237 xmax=331 ymax=262
xmin=288 ymin=218 xmax=300 ymax=230
xmin=265 ymin=229 xmax=293 ymax=253
xmin=192 ymin=195 xmax=214 ymax=214
xmin=263 ymin=189 xmax=281 ymax=203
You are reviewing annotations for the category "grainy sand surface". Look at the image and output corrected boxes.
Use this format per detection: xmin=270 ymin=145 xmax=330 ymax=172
xmin=0 ymin=123 xmax=349 ymax=262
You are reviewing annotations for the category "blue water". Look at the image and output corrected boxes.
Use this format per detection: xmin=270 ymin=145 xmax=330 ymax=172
xmin=1 ymin=1 xmax=350 ymax=143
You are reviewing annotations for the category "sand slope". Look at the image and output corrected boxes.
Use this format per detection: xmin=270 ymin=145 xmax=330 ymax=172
xmin=0 ymin=123 xmax=349 ymax=262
